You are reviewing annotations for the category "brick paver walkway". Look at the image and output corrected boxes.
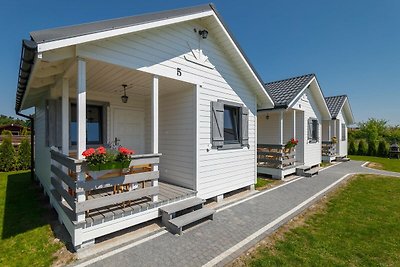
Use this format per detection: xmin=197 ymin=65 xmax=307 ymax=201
xmin=75 ymin=161 xmax=400 ymax=267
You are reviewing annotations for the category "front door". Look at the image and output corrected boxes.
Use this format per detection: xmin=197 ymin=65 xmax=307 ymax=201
xmin=112 ymin=107 xmax=144 ymax=154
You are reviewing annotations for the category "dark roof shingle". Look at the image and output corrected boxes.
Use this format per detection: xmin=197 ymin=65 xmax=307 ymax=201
xmin=325 ymin=95 xmax=347 ymax=118
xmin=264 ymin=73 xmax=315 ymax=107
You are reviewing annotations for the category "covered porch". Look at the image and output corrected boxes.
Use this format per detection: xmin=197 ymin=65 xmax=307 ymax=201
xmin=36 ymin=56 xmax=198 ymax=248
xmin=322 ymin=120 xmax=339 ymax=162
xmin=257 ymin=108 xmax=303 ymax=179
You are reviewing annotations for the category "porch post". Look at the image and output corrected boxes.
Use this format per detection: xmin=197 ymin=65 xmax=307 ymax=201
xmin=151 ymin=75 xmax=159 ymax=202
xmin=293 ymin=109 xmax=296 ymax=139
xmin=328 ymin=121 xmax=331 ymax=140
xmin=76 ymin=58 xmax=86 ymax=224
xmin=62 ymin=78 xmax=69 ymax=155
xmin=279 ymin=110 xmax=284 ymax=145
xmin=333 ymin=120 xmax=337 ymax=139
xmin=77 ymin=58 xmax=86 ymax=159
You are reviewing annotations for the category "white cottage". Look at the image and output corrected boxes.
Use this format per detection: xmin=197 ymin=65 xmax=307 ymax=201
xmin=322 ymin=95 xmax=355 ymax=162
xmin=15 ymin=4 xmax=274 ymax=248
xmin=257 ymin=74 xmax=331 ymax=179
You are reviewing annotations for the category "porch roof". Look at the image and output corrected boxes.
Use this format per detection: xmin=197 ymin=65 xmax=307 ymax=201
xmin=15 ymin=3 xmax=274 ymax=112
xmin=325 ymin=95 xmax=355 ymax=124
xmin=263 ymin=73 xmax=315 ymax=108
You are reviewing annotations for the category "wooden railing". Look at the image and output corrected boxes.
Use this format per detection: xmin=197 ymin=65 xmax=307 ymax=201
xmin=50 ymin=148 xmax=160 ymax=224
xmin=257 ymin=144 xmax=296 ymax=169
xmin=322 ymin=141 xmax=336 ymax=157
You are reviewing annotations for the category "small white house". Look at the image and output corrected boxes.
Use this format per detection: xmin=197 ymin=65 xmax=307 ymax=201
xmin=257 ymin=74 xmax=331 ymax=179
xmin=322 ymin=95 xmax=355 ymax=161
xmin=14 ymin=4 xmax=274 ymax=248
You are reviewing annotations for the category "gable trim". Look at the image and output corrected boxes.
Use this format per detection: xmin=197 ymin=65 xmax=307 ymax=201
xmin=37 ymin=11 xmax=214 ymax=53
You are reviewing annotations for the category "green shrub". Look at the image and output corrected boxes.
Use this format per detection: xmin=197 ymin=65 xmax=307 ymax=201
xmin=358 ymin=140 xmax=368 ymax=156
xmin=17 ymin=138 xmax=31 ymax=170
xmin=377 ymin=140 xmax=389 ymax=157
xmin=0 ymin=134 xmax=17 ymax=171
xmin=367 ymin=141 xmax=377 ymax=156
xmin=348 ymin=140 xmax=357 ymax=155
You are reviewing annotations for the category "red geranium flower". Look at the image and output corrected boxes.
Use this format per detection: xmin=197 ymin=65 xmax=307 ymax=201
xmin=118 ymin=147 xmax=134 ymax=155
xmin=82 ymin=148 xmax=95 ymax=157
xmin=96 ymin=146 xmax=107 ymax=154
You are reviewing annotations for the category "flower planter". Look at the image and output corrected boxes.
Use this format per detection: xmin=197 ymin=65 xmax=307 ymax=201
xmin=87 ymin=161 xmax=130 ymax=179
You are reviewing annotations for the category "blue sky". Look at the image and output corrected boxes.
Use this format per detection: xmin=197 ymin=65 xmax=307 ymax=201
xmin=1 ymin=0 xmax=399 ymax=124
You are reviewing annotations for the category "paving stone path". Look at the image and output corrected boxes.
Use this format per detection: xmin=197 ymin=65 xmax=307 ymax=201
xmin=75 ymin=161 xmax=400 ymax=267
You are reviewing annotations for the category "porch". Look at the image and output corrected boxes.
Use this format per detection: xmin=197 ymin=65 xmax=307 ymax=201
xmin=257 ymin=108 xmax=303 ymax=179
xmin=322 ymin=141 xmax=337 ymax=162
xmin=50 ymin=149 xmax=196 ymax=248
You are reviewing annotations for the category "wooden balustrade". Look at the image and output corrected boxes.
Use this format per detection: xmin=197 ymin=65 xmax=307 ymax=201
xmin=322 ymin=141 xmax=337 ymax=157
xmin=257 ymin=144 xmax=296 ymax=169
xmin=50 ymin=149 xmax=160 ymax=223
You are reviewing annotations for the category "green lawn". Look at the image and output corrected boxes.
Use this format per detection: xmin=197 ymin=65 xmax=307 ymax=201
xmin=246 ymin=174 xmax=400 ymax=266
xmin=349 ymin=155 xmax=400 ymax=172
xmin=255 ymin=177 xmax=277 ymax=189
xmin=0 ymin=171 xmax=63 ymax=266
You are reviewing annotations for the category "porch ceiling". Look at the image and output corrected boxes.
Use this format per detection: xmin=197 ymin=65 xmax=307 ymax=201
xmin=70 ymin=59 xmax=193 ymax=96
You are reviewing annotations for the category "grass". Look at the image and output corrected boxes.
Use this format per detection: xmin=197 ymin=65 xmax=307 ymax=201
xmin=255 ymin=177 xmax=277 ymax=189
xmin=0 ymin=171 xmax=63 ymax=267
xmin=244 ymin=174 xmax=400 ymax=266
xmin=349 ymin=155 xmax=400 ymax=172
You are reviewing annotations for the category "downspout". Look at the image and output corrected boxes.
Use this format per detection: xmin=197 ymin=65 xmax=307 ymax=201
xmin=15 ymin=111 xmax=35 ymax=181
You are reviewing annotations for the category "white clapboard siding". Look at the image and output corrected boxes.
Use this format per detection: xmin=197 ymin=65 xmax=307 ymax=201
xmin=300 ymin=90 xmax=322 ymax=166
xmin=283 ymin=111 xmax=295 ymax=142
xmin=73 ymin=18 xmax=258 ymax=199
xmin=157 ymin=86 xmax=196 ymax=190
xmin=257 ymin=112 xmax=281 ymax=145
xmin=35 ymin=98 xmax=52 ymax=191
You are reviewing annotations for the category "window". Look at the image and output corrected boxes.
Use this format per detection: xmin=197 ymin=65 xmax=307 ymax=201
xmin=70 ymin=104 xmax=103 ymax=145
xmin=341 ymin=123 xmax=346 ymax=141
xmin=223 ymin=106 xmax=240 ymax=144
xmin=211 ymin=101 xmax=249 ymax=149
xmin=308 ymin=118 xmax=319 ymax=143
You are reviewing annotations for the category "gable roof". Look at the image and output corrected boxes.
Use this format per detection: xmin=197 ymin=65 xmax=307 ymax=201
xmin=324 ymin=95 xmax=347 ymax=118
xmin=30 ymin=5 xmax=213 ymax=44
xmin=16 ymin=4 xmax=274 ymax=112
xmin=264 ymin=73 xmax=315 ymax=108
xmin=325 ymin=95 xmax=355 ymax=124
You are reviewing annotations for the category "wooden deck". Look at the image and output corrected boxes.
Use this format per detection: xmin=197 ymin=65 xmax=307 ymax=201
xmin=83 ymin=181 xmax=196 ymax=228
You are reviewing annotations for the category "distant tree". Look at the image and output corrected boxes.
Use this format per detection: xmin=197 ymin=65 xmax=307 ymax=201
xmin=357 ymin=140 xmax=368 ymax=156
xmin=367 ymin=140 xmax=377 ymax=156
xmin=0 ymin=133 xmax=17 ymax=171
xmin=17 ymin=138 xmax=31 ymax=170
xmin=0 ymin=114 xmax=29 ymax=127
xmin=358 ymin=118 xmax=388 ymax=143
xmin=348 ymin=140 xmax=357 ymax=155
xmin=377 ymin=140 xmax=389 ymax=157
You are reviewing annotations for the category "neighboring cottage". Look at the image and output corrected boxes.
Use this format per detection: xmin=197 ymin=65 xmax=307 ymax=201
xmin=257 ymin=74 xmax=331 ymax=179
xmin=322 ymin=95 xmax=355 ymax=161
xmin=14 ymin=4 xmax=274 ymax=248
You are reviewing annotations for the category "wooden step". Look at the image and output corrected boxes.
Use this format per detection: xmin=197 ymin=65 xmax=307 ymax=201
xmin=160 ymin=197 xmax=204 ymax=215
xmin=167 ymin=208 xmax=215 ymax=235
xmin=304 ymin=167 xmax=321 ymax=177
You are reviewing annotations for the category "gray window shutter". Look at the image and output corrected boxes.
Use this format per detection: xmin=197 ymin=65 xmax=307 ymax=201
xmin=211 ymin=101 xmax=224 ymax=147
xmin=241 ymin=106 xmax=249 ymax=147
xmin=316 ymin=120 xmax=320 ymax=142
xmin=307 ymin=118 xmax=312 ymax=141
xmin=46 ymin=99 xmax=62 ymax=148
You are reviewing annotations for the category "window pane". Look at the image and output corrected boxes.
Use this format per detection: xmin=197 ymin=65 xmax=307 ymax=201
xmin=312 ymin=120 xmax=318 ymax=140
xmin=70 ymin=104 xmax=103 ymax=145
xmin=224 ymin=106 xmax=239 ymax=143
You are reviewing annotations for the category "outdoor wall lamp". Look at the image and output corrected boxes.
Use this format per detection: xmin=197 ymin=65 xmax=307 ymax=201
xmin=121 ymin=84 xmax=128 ymax=103
xmin=198 ymin=29 xmax=208 ymax=39
xmin=266 ymin=114 xmax=270 ymax=120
